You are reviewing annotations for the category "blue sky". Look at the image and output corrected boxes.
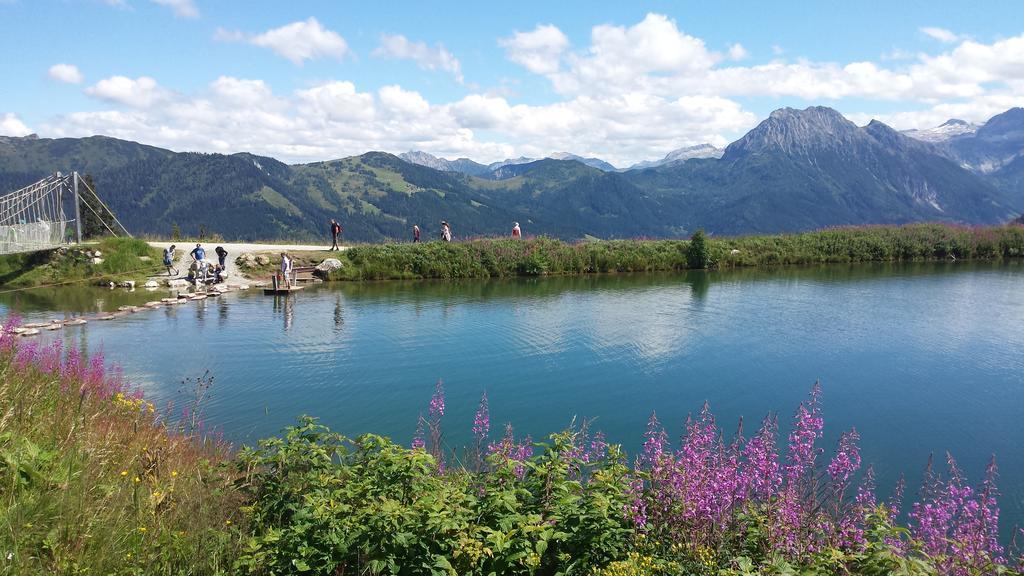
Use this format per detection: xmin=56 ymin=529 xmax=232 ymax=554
xmin=1 ymin=0 xmax=1023 ymax=166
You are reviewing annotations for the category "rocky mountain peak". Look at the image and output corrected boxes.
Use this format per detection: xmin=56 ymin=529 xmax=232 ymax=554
xmin=724 ymin=106 xmax=861 ymax=159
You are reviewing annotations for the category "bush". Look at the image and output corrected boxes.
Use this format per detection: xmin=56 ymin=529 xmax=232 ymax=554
xmin=686 ymin=229 xmax=711 ymax=269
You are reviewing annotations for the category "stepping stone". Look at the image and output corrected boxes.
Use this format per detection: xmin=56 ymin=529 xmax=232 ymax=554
xmin=63 ymin=319 xmax=87 ymax=326
xmin=97 ymin=315 xmax=117 ymax=321
xmin=18 ymin=328 xmax=40 ymax=336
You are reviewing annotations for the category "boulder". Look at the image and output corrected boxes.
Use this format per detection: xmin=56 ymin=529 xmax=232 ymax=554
xmin=144 ymin=280 xmax=159 ymax=288
xmin=316 ymin=258 xmax=343 ymax=273
xmin=167 ymin=278 xmax=189 ymax=287
xmin=255 ymin=254 xmax=271 ymax=266
xmin=91 ymin=257 xmax=104 ymax=265
xmin=119 ymin=280 xmax=136 ymax=289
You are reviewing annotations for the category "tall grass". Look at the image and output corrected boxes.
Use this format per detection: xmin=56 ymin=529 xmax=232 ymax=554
xmin=0 ymin=322 xmax=241 ymax=574
xmin=320 ymin=224 xmax=1024 ymax=281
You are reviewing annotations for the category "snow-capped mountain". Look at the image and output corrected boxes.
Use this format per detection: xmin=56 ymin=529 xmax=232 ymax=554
xmin=902 ymin=119 xmax=981 ymax=144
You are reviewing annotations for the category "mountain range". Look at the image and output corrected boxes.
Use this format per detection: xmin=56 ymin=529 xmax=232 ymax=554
xmin=0 ymin=106 xmax=1021 ymax=241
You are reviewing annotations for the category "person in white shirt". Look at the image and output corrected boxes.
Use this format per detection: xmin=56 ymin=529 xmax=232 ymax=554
xmin=280 ymin=253 xmax=293 ymax=286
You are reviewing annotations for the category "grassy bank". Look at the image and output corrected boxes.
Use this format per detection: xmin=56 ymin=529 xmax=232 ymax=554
xmin=0 ymin=237 xmax=163 ymax=288
xmin=2 ymin=323 xmax=1021 ymax=575
xmin=0 ymin=329 xmax=241 ymax=574
xmin=294 ymin=224 xmax=1024 ymax=281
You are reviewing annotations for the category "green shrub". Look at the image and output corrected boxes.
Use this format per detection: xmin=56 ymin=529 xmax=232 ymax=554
xmin=686 ymin=229 xmax=711 ymax=269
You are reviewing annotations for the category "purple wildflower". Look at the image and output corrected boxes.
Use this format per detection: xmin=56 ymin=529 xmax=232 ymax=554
xmin=472 ymin=391 xmax=489 ymax=441
xmin=742 ymin=415 xmax=781 ymax=502
xmin=429 ymin=379 xmax=445 ymax=420
xmin=411 ymin=414 xmax=425 ymax=450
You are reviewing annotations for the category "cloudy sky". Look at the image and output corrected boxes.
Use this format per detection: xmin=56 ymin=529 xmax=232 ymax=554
xmin=2 ymin=0 xmax=1023 ymax=167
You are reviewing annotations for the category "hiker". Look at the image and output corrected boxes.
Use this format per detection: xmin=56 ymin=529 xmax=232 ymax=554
xmin=190 ymin=243 xmax=205 ymax=262
xmin=215 ymin=246 xmax=228 ymax=268
xmin=512 ymin=222 xmax=521 ymax=239
xmin=330 ymin=219 xmax=342 ymax=251
xmin=280 ymin=252 xmax=293 ymax=287
xmin=440 ymin=221 xmax=452 ymax=242
xmin=163 ymin=244 xmax=178 ymax=276
xmin=413 ymin=224 xmax=420 ymax=243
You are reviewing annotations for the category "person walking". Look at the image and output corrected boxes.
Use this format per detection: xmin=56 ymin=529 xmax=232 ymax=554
xmin=190 ymin=243 xmax=205 ymax=262
xmin=330 ymin=219 xmax=342 ymax=251
xmin=215 ymin=245 xmax=228 ymax=268
xmin=512 ymin=222 xmax=521 ymax=238
xmin=163 ymin=244 xmax=178 ymax=276
xmin=440 ymin=221 xmax=452 ymax=242
xmin=413 ymin=224 xmax=420 ymax=243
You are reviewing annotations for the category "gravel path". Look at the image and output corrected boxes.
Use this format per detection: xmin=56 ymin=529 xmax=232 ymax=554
xmin=148 ymin=241 xmax=347 ymax=281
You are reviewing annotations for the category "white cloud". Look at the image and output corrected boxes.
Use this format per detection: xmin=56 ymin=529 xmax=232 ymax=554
xmin=373 ymin=34 xmax=463 ymax=83
xmin=48 ymin=63 xmax=84 ymax=84
xmin=85 ymin=75 xmax=167 ymax=107
xmin=920 ymin=27 xmax=961 ymax=43
xmin=499 ymin=24 xmax=569 ymax=75
xmin=0 ymin=113 xmax=32 ymax=136
xmin=727 ymin=43 xmax=749 ymax=61
xmin=228 ymin=18 xmax=349 ymax=65
xmin=151 ymin=0 xmax=198 ymax=18
xmin=27 ymin=14 xmax=1024 ymax=168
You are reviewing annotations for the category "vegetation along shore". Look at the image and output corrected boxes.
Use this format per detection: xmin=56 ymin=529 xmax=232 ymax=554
xmin=251 ymin=223 xmax=1024 ymax=282
xmin=1 ymin=324 xmax=1022 ymax=575
xmin=2 ymin=223 xmax=1022 ymax=289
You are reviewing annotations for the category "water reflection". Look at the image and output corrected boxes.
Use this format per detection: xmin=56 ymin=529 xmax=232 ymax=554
xmin=2 ymin=261 xmax=1023 ymax=544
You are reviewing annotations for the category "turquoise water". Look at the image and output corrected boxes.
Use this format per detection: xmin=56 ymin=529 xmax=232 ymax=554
xmin=4 ymin=261 xmax=1024 ymax=533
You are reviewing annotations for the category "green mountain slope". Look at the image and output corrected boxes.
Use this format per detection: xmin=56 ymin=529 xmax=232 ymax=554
xmin=1 ymin=105 xmax=1020 ymax=241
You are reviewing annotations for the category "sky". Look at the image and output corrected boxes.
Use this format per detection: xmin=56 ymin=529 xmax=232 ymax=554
xmin=1 ymin=0 xmax=1023 ymax=168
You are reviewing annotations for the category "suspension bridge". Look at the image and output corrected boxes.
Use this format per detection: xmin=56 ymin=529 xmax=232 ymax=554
xmin=0 ymin=172 xmax=129 ymax=256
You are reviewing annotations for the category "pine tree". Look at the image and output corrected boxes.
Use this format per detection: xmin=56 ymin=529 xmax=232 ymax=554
xmin=79 ymin=174 xmax=118 ymax=239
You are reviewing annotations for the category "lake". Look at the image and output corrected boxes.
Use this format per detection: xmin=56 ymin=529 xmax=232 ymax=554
xmin=3 ymin=261 xmax=1023 ymax=534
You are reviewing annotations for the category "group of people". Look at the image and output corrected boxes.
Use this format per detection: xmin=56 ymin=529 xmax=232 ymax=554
xmin=423 ymin=220 xmax=520 ymax=242
xmin=328 ymin=217 xmax=522 ymax=244
xmin=163 ymin=243 xmax=229 ymax=284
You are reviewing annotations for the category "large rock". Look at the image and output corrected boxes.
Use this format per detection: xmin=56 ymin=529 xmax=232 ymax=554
xmin=255 ymin=254 xmax=271 ymax=266
xmin=167 ymin=278 xmax=189 ymax=287
xmin=316 ymin=258 xmax=343 ymax=272
xmin=144 ymin=280 xmax=159 ymax=288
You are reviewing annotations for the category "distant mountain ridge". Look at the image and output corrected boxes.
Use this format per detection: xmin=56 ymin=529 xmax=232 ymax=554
xmin=1 ymin=105 xmax=1021 ymax=241
xmin=628 ymin=144 xmax=724 ymax=170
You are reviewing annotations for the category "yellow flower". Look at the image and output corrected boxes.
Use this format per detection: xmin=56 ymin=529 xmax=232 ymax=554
xmin=171 ymin=470 xmax=178 ymax=477
xmin=138 ymin=526 xmax=146 ymax=533
xmin=225 ymin=519 xmax=232 ymax=526
xmin=133 ymin=476 xmax=141 ymax=483
xmin=120 ymin=470 xmax=128 ymax=477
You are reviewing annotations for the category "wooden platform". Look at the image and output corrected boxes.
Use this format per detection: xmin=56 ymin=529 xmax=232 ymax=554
xmin=263 ymin=284 xmax=304 ymax=295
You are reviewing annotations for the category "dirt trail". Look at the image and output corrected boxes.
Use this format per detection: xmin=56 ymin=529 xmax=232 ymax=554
xmin=147 ymin=241 xmax=347 ymax=281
